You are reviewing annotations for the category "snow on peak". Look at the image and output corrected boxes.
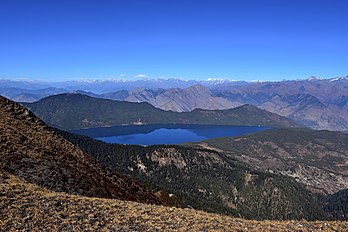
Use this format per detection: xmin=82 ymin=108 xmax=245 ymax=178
xmin=330 ymin=76 xmax=348 ymax=82
xmin=307 ymin=76 xmax=325 ymax=81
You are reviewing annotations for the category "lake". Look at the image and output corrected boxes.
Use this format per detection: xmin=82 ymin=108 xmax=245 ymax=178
xmin=73 ymin=124 xmax=269 ymax=146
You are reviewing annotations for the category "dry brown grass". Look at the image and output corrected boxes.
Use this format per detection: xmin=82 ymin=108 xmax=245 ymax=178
xmin=1 ymin=173 xmax=347 ymax=232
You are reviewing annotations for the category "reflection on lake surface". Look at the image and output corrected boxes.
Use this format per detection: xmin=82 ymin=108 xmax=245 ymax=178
xmin=73 ymin=124 xmax=269 ymax=146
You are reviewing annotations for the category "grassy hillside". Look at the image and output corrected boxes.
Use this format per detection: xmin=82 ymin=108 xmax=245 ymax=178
xmin=2 ymin=173 xmax=346 ymax=231
xmin=23 ymin=93 xmax=300 ymax=130
xmin=58 ymin=129 xmax=326 ymax=220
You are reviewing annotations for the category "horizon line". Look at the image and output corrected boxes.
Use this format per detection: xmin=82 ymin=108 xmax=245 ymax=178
xmin=1 ymin=75 xmax=348 ymax=84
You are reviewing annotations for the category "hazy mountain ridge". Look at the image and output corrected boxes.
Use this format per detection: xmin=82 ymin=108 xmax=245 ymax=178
xmin=101 ymin=84 xmax=240 ymax=112
xmin=259 ymin=94 xmax=348 ymax=131
xmin=0 ymin=86 xmax=70 ymax=103
xmin=0 ymin=78 xmax=247 ymax=93
xmin=213 ymin=77 xmax=348 ymax=131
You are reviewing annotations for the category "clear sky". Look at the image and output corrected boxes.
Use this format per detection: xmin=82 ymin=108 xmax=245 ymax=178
xmin=0 ymin=0 xmax=347 ymax=81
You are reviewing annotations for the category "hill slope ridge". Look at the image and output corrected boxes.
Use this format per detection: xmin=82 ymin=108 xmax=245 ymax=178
xmin=0 ymin=95 xmax=161 ymax=204
xmin=23 ymin=93 xmax=300 ymax=130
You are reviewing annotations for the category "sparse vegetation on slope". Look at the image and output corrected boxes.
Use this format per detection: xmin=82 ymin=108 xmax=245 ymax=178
xmin=196 ymin=128 xmax=348 ymax=195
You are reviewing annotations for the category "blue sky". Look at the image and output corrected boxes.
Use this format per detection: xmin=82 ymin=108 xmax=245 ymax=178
xmin=0 ymin=0 xmax=347 ymax=81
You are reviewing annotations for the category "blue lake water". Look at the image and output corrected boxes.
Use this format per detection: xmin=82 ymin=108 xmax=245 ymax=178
xmin=73 ymin=124 xmax=269 ymax=146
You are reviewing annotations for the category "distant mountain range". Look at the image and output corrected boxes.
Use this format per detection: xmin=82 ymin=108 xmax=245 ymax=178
xmin=0 ymin=87 xmax=68 ymax=102
xmin=1 ymin=76 xmax=348 ymax=130
xmin=213 ymin=77 xmax=348 ymax=131
xmin=23 ymin=93 xmax=299 ymax=130
xmin=0 ymin=78 xmax=247 ymax=94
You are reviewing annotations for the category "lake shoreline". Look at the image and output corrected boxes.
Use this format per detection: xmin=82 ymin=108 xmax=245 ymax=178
xmin=73 ymin=124 xmax=270 ymax=146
